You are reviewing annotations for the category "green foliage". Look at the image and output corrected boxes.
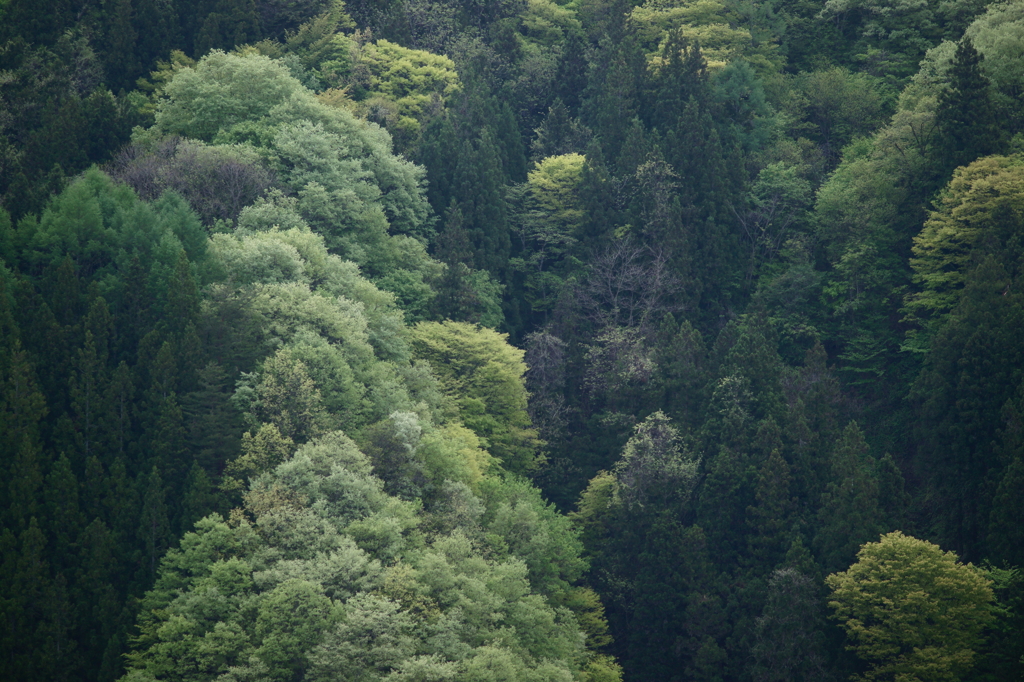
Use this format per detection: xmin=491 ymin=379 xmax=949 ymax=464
xmin=936 ymin=37 xmax=1003 ymax=173
xmin=628 ymin=0 xmax=781 ymax=71
xmin=906 ymin=153 xmax=1024 ymax=336
xmin=6 ymin=1 xmax=1024 ymax=681
xmin=613 ymin=411 xmax=699 ymax=509
xmin=826 ymin=531 xmax=995 ymax=682
xmin=409 ymin=321 xmax=543 ymax=473
xmin=121 ymin=429 xmax=596 ymax=682
xmin=347 ymin=38 xmax=462 ymax=137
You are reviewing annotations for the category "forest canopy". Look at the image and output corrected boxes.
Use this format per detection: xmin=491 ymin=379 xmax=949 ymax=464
xmin=1 ymin=0 xmax=1023 ymax=681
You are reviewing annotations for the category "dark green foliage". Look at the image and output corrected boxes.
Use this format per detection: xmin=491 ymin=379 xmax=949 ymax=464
xmin=912 ymin=256 xmax=1024 ymax=560
xmin=936 ymin=37 xmax=1003 ymax=174
xmin=2 ymin=1 xmax=1024 ymax=681
xmin=194 ymin=0 xmax=263 ymax=55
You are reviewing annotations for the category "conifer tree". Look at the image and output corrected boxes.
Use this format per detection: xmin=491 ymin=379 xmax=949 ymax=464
xmin=102 ymin=0 xmax=141 ymax=91
xmin=814 ymin=422 xmax=883 ymax=573
xmin=936 ymin=38 xmax=1002 ymax=174
xmin=746 ymin=450 xmax=796 ymax=571
xmin=194 ymin=0 xmax=262 ymax=56
xmin=137 ymin=465 xmax=170 ymax=582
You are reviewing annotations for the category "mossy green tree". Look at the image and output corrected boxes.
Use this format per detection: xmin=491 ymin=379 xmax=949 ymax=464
xmin=826 ymin=531 xmax=994 ymax=682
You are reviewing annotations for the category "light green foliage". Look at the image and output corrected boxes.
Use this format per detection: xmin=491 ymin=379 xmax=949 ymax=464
xmin=270 ymin=7 xmax=355 ymax=82
xmin=826 ymin=531 xmax=995 ymax=682
xmin=242 ymin=348 xmax=332 ymax=442
xmin=121 ymin=427 xmax=596 ymax=682
xmin=209 ymin=210 xmax=445 ymax=434
xmin=741 ymin=162 xmax=812 ymax=280
xmin=898 ymin=1 xmax=1024 ymax=117
xmin=793 ymin=67 xmax=886 ymax=160
xmin=150 ymin=51 xmax=304 ymax=143
xmin=527 ymin=153 xmax=585 ymax=239
xmin=12 ymin=168 xmax=207 ymax=312
xmin=520 ymin=0 xmax=582 ymax=47
xmin=516 ymin=153 xmax=586 ymax=316
xmin=613 ymin=411 xmax=700 ymax=509
xmin=348 ymin=39 xmax=461 ymax=135
xmin=417 ymin=423 xmax=494 ymax=491
xmin=142 ymin=49 xmax=435 ymax=263
xmin=964 ymin=0 xmax=1024 ymax=120
xmin=409 ymin=321 xmax=543 ymax=474
xmin=907 ymin=154 xmax=1024 ymax=329
xmin=813 ymin=134 xmax=918 ymax=381
xmin=817 ymin=0 xmax=976 ymax=83
xmin=224 ymin=423 xmax=295 ymax=492
xmin=628 ymin=0 xmax=780 ymax=70
xmin=480 ymin=475 xmax=588 ymax=595
xmin=209 ymin=218 xmax=409 ymax=360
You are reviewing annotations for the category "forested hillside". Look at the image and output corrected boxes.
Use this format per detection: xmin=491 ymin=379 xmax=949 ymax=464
xmin=1 ymin=0 xmax=1022 ymax=681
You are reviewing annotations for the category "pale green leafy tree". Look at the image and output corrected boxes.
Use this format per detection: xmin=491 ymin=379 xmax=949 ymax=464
xmin=826 ymin=531 xmax=995 ymax=682
xmin=905 ymin=154 xmax=1024 ymax=338
xmin=628 ymin=0 xmax=781 ymax=69
xmin=120 ymin=431 xmax=603 ymax=682
xmin=409 ymin=321 xmax=544 ymax=474
xmin=347 ymin=38 xmax=461 ymax=136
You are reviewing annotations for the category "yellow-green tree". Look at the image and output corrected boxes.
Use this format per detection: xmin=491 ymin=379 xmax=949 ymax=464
xmin=347 ymin=38 xmax=461 ymax=138
xmin=905 ymin=154 xmax=1024 ymax=336
xmin=409 ymin=321 xmax=543 ymax=474
xmin=826 ymin=531 xmax=994 ymax=682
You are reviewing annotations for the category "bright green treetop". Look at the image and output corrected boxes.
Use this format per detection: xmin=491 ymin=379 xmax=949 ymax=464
xmin=905 ymin=153 xmax=1024 ymax=336
xmin=409 ymin=321 xmax=543 ymax=474
xmin=826 ymin=531 xmax=995 ymax=682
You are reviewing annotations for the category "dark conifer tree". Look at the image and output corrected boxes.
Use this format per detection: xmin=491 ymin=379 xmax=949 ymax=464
xmin=134 ymin=0 xmax=181 ymax=70
xmin=44 ymin=455 xmax=85 ymax=574
xmin=814 ymin=422 xmax=882 ymax=573
xmin=101 ymin=0 xmax=141 ymax=91
xmin=137 ymin=465 xmax=171 ymax=582
xmin=178 ymin=463 xmax=220 ymax=533
xmin=583 ymin=38 xmax=644 ymax=163
xmin=531 ymin=99 xmax=590 ymax=161
xmin=431 ymin=200 xmax=483 ymax=321
xmin=643 ymin=32 xmax=707 ymax=134
xmin=913 ymin=256 xmax=1024 ymax=559
xmin=577 ymin=139 xmax=617 ymax=246
xmin=555 ymin=29 xmax=588 ymax=114
xmin=194 ymin=0 xmax=262 ymax=56
xmin=416 ymin=115 xmax=460 ymax=214
xmin=450 ymin=130 xmax=511 ymax=278
xmin=746 ymin=450 xmax=796 ymax=571
xmin=936 ymin=37 xmax=1002 ymax=174
xmin=74 ymin=519 xmax=121 ymax=678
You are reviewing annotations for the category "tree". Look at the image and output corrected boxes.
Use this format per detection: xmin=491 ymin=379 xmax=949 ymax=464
xmin=814 ymin=422 xmax=884 ymax=573
xmin=750 ymin=568 xmax=831 ymax=682
xmin=409 ymin=321 xmax=542 ymax=473
xmin=826 ymin=531 xmax=995 ymax=682
xmin=936 ymin=38 xmax=1002 ymax=174
xmin=905 ymin=153 xmax=1024 ymax=337
xmin=515 ymin=153 xmax=586 ymax=322
xmin=613 ymin=411 xmax=699 ymax=509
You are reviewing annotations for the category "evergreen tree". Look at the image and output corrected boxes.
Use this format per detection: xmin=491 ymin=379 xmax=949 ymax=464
xmin=746 ymin=450 xmax=796 ymax=571
xmin=194 ymin=0 xmax=262 ymax=56
xmin=44 ymin=455 xmax=86 ymax=574
xmin=134 ymin=0 xmax=181 ymax=70
xmin=936 ymin=38 xmax=1002 ymax=174
xmin=102 ymin=0 xmax=141 ymax=91
xmin=137 ymin=465 xmax=171 ymax=582
xmin=583 ymin=38 xmax=644 ymax=163
xmin=750 ymin=567 xmax=831 ymax=682
xmin=555 ymin=29 xmax=588 ymax=114
xmin=814 ymin=422 xmax=883 ymax=573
